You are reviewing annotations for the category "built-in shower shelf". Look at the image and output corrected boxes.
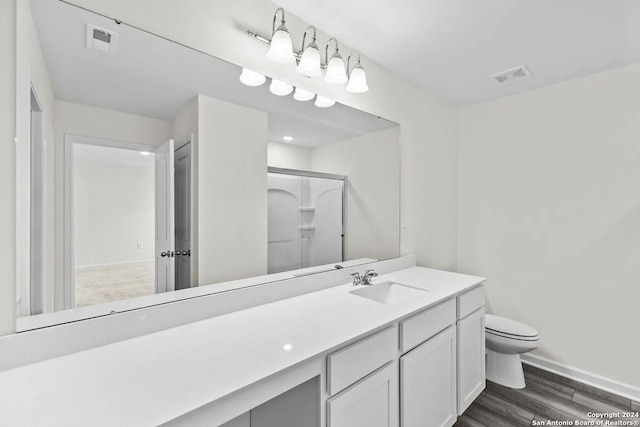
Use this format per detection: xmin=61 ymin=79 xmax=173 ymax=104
xmin=298 ymin=225 xmax=316 ymax=230
xmin=298 ymin=207 xmax=316 ymax=211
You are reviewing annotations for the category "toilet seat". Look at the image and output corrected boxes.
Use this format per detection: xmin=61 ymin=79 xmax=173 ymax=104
xmin=485 ymin=314 xmax=539 ymax=341
xmin=486 ymin=329 xmax=539 ymax=341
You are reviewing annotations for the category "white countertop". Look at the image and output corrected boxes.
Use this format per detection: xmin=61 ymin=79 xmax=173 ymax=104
xmin=0 ymin=266 xmax=484 ymax=426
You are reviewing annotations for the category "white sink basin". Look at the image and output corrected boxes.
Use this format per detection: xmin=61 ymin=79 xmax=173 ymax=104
xmin=350 ymin=281 xmax=429 ymax=304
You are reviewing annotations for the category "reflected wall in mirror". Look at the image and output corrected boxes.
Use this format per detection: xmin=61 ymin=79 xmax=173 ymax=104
xmin=16 ymin=0 xmax=400 ymax=329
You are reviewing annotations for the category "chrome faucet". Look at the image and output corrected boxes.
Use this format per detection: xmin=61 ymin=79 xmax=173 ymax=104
xmin=351 ymin=272 xmax=363 ymax=286
xmin=351 ymin=269 xmax=379 ymax=286
xmin=362 ymin=269 xmax=379 ymax=285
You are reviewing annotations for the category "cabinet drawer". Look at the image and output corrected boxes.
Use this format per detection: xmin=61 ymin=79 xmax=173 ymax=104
xmin=400 ymin=299 xmax=456 ymax=353
xmin=457 ymin=285 xmax=485 ymax=319
xmin=327 ymin=326 xmax=398 ymax=396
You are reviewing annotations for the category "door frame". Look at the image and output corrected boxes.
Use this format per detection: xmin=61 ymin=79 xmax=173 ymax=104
xmin=29 ymin=83 xmax=45 ymax=316
xmin=63 ymin=134 xmax=157 ymax=309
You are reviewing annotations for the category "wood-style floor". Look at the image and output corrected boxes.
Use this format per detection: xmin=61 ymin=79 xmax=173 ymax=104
xmin=75 ymin=261 xmax=155 ymax=307
xmin=455 ymin=364 xmax=640 ymax=427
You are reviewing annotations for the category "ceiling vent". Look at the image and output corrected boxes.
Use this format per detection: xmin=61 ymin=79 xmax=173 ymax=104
xmin=489 ymin=65 xmax=531 ymax=85
xmin=86 ymin=24 xmax=118 ymax=54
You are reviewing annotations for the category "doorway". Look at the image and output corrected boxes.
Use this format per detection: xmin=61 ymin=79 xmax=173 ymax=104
xmin=69 ymin=140 xmax=156 ymax=307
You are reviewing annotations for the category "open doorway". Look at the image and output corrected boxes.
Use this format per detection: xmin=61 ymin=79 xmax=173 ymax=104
xmin=64 ymin=136 xmax=183 ymax=308
xmin=70 ymin=140 xmax=156 ymax=307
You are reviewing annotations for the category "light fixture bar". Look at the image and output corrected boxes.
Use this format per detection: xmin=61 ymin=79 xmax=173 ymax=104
xmin=247 ymin=31 xmax=272 ymax=46
xmin=246 ymin=30 xmax=327 ymax=69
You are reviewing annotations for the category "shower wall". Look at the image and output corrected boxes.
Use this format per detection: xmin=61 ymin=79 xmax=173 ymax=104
xmin=267 ymin=173 xmax=343 ymax=274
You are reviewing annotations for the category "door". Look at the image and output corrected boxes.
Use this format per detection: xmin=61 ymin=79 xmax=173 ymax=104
xmin=174 ymin=142 xmax=191 ymax=290
xmin=305 ymin=176 xmax=343 ymax=267
xmin=267 ymin=173 xmax=303 ymax=273
xmin=155 ymin=139 xmax=175 ymax=293
xmin=328 ymin=362 xmax=398 ymax=427
xmin=400 ymin=326 xmax=457 ymax=427
xmin=457 ymin=307 xmax=486 ymax=415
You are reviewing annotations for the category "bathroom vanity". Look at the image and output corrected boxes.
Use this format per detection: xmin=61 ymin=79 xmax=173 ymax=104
xmin=0 ymin=258 xmax=485 ymax=426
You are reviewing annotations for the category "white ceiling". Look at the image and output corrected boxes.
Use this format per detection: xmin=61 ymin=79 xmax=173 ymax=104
xmin=30 ymin=0 xmax=397 ymax=147
xmin=276 ymin=0 xmax=640 ymax=106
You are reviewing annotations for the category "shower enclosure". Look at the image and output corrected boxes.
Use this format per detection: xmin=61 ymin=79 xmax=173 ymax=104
xmin=267 ymin=169 xmax=345 ymax=274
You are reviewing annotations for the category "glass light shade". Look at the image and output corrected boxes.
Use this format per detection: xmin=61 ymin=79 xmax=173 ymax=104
xmin=269 ymin=79 xmax=293 ymax=96
xmin=267 ymin=28 xmax=295 ymax=64
xmin=346 ymin=65 xmax=369 ymax=93
xmin=293 ymin=87 xmax=315 ymax=101
xmin=314 ymin=95 xmax=335 ymax=108
xmin=324 ymin=55 xmax=348 ymax=85
xmin=239 ymin=68 xmax=266 ymax=87
xmin=297 ymin=44 xmax=322 ymax=77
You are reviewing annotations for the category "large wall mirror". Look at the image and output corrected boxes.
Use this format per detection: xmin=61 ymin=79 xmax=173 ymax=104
xmin=16 ymin=0 xmax=400 ymax=330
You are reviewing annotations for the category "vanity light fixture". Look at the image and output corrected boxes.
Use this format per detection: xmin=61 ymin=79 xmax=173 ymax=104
xmin=297 ymin=26 xmax=322 ymax=78
xmin=282 ymin=136 xmax=294 ymax=142
xmin=324 ymin=38 xmax=348 ymax=85
xmin=139 ymin=151 xmax=151 ymax=156
xmin=269 ymin=79 xmax=294 ymax=96
xmin=266 ymin=8 xmax=295 ymax=64
xmin=239 ymin=68 xmax=266 ymax=86
xmin=314 ymin=95 xmax=335 ymax=108
xmin=346 ymin=52 xmax=369 ymax=94
xmin=246 ymin=8 xmax=371 ymax=93
xmin=293 ymin=87 xmax=315 ymax=101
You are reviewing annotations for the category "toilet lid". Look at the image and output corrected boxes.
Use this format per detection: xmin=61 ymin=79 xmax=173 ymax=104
xmin=485 ymin=314 xmax=538 ymax=338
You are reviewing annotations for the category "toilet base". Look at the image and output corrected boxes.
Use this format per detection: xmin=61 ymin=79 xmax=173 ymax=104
xmin=486 ymin=349 xmax=526 ymax=389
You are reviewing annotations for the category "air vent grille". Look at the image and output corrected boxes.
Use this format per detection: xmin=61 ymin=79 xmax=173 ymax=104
xmin=489 ymin=65 xmax=532 ymax=85
xmin=86 ymin=24 xmax=118 ymax=54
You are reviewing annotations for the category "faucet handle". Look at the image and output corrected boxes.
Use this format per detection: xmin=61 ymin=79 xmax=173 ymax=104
xmin=362 ymin=269 xmax=378 ymax=285
xmin=350 ymin=272 xmax=363 ymax=286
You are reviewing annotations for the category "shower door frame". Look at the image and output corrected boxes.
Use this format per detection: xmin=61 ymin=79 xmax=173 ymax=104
xmin=267 ymin=166 xmax=347 ymax=266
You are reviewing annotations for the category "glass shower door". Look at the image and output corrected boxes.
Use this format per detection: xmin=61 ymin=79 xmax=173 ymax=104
xmin=267 ymin=173 xmax=304 ymax=274
xmin=267 ymin=172 xmax=344 ymax=274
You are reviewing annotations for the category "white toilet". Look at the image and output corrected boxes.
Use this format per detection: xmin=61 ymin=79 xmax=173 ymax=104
xmin=485 ymin=314 xmax=539 ymax=389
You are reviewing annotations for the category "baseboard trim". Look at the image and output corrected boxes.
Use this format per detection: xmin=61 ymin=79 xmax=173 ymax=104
xmin=521 ymin=354 xmax=640 ymax=402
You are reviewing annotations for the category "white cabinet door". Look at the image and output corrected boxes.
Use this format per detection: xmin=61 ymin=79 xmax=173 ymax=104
xmin=457 ymin=307 xmax=486 ymax=415
xmin=400 ymin=326 xmax=457 ymax=427
xmin=328 ymin=362 xmax=398 ymax=427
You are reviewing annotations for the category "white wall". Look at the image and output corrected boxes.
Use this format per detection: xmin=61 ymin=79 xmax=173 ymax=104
xmin=267 ymin=141 xmax=311 ymax=170
xmin=458 ymin=63 xmax=640 ymax=387
xmin=74 ymin=146 xmax=155 ymax=268
xmin=53 ymin=100 xmax=172 ymax=310
xmin=0 ymin=0 xmax=17 ymax=335
xmin=311 ymin=127 xmax=401 ymax=261
xmin=197 ymin=95 xmax=269 ymax=284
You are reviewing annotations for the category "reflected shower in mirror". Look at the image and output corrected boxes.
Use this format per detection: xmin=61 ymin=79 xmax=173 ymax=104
xmin=16 ymin=0 xmax=400 ymax=329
